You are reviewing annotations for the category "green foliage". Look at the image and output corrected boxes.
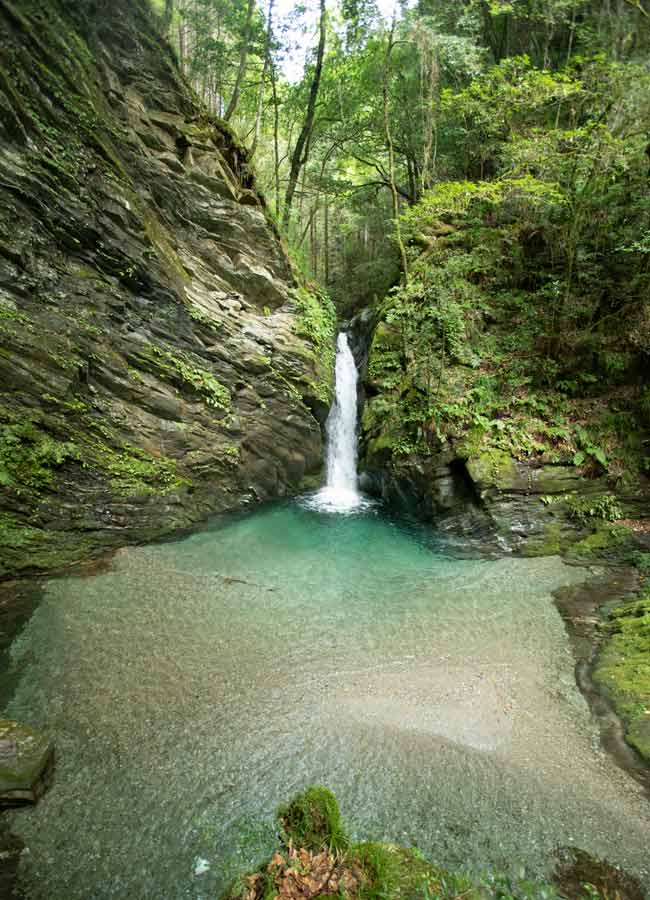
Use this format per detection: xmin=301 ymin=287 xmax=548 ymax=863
xmin=292 ymin=286 xmax=337 ymax=403
xmin=142 ymin=345 xmax=231 ymax=411
xmin=630 ymin=552 xmax=650 ymax=575
xmin=294 ymin=287 xmax=336 ymax=359
xmin=361 ymin=53 xmax=650 ymax=477
xmin=565 ymin=494 xmax=623 ymax=526
xmin=0 ymin=422 xmax=79 ymax=493
xmin=572 ymin=427 xmax=607 ymax=470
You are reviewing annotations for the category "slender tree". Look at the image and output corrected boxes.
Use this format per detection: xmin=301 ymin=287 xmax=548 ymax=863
xmin=251 ymin=0 xmax=276 ymax=158
xmin=383 ymin=15 xmax=409 ymax=279
xmin=282 ymin=0 xmax=327 ymax=230
xmin=224 ymin=0 xmax=256 ymax=121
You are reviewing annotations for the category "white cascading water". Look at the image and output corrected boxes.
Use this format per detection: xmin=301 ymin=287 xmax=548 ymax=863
xmin=310 ymin=331 xmax=363 ymax=512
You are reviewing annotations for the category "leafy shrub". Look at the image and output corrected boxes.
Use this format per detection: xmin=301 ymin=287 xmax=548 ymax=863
xmin=566 ymin=494 xmax=623 ymax=526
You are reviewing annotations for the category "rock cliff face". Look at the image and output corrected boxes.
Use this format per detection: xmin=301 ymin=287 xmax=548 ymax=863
xmin=0 ymin=0 xmax=334 ymax=577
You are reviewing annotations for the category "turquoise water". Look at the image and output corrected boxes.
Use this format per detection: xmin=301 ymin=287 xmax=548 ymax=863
xmin=3 ymin=498 xmax=650 ymax=897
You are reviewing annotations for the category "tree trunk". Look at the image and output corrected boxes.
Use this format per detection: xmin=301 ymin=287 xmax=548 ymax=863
xmin=251 ymin=0 xmax=275 ymax=159
xmin=271 ymin=64 xmax=281 ymax=218
xmin=177 ymin=0 xmax=187 ymax=73
xmin=282 ymin=0 xmax=327 ymax=230
xmin=324 ymin=199 xmax=329 ymax=286
xmin=163 ymin=0 xmax=174 ymax=35
xmin=383 ymin=17 xmax=409 ymax=280
xmin=224 ymin=0 xmax=256 ymax=122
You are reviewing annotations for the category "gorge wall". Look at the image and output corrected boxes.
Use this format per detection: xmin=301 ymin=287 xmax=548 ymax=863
xmin=359 ymin=312 xmax=650 ymax=557
xmin=0 ymin=0 xmax=334 ymax=578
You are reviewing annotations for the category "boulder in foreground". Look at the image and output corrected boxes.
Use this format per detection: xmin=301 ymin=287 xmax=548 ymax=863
xmin=0 ymin=719 xmax=53 ymax=806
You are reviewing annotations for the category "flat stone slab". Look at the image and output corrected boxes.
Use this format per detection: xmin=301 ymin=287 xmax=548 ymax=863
xmin=0 ymin=719 xmax=53 ymax=806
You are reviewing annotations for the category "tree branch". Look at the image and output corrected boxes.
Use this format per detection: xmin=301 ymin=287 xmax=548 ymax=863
xmin=623 ymin=0 xmax=649 ymax=17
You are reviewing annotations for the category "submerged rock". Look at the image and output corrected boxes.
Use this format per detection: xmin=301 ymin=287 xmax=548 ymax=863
xmin=0 ymin=719 xmax=53 ymax=805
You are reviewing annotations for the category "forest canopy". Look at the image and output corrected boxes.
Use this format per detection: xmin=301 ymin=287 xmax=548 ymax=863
xmin=154 ymin=0 xmax=650 ymax=476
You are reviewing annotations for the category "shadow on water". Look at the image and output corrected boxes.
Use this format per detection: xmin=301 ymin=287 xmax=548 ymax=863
xmin=0 ymin=580 xmax=45 ymax=710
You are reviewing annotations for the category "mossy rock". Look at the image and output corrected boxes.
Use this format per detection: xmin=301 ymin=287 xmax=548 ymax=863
xmin=593 ymin=595 xmax=650 ymax=764
xmin=366 ymin=432 xmax=400 ymax=464
xmin=0 ymin=719 xmax=53 ymax=805
xmin=278 ymin=786 xmax=348 ymax=853
xmin=371 ymin=320 xmax=402 ymax=352
xmin=466 ymin=449 xmax=517 ymax=491
xmin=566 ymin=524 xmax=633 ymax=562
xmin=222 ymin=787 xmax=557 ymax=900
xmin=521 ymin=521 xmax=563 ymax=557
xmin=554 ymin=847 xmax=646 ymax=900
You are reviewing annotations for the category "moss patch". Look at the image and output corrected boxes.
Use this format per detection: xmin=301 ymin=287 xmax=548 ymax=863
xmin=594 ymin=594 xmax=650 ymax=763
xmin=0 ymin=515 xmax=100 ymax=578
xmin=466 ymin=449 xmax=517 ymax=490
xmin=521 ymin=521 xmax=563 ymax=557
xmin=101 ymin=442 xmax=184 ymax=497
xmin=137 ymin=344 xmax=231 ymax=412
xmin=565 ymin=524 xmax=633 ymax=561
xmin=278 ymin=786 xmax=348 ymax=854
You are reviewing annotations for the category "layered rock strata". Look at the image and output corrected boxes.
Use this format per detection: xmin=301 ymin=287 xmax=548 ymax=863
xmin=0 ymin=0 xmax=333 ymax=577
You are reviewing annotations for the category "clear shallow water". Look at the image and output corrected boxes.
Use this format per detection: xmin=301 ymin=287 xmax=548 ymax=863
xmin=3 ymin=500 xmax=650 ymax=898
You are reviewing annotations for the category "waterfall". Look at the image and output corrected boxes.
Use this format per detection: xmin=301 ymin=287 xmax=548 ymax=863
xmin=326 ymin=332 xmax=359 ymax=494
xmin=308 ymin=332 xmax=364 ymax=512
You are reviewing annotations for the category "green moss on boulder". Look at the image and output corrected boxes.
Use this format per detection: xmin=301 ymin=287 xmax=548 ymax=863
xmin=521 ymin=521 xmax=563 ymax=557
xmin=278 ymin=786 xmax=348 ymax=853
xmin=594 ymin=595 xmax=650 ymax=763
xmin=466 ymin=449 xmax=517 ymax=490
xmin=566 ymin=525 xmax=633 ymax=561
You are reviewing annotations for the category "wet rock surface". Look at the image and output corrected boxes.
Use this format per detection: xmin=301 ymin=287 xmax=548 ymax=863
xmin=0 ymin=719 xmax=53 ymax=806
xmin=0 ymin=0 xmax=331 ymax=578
xmin=360 ymin=450 xmax=650 ymax=556
xmin=554 ymin=568 xmax=650 ymax=794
